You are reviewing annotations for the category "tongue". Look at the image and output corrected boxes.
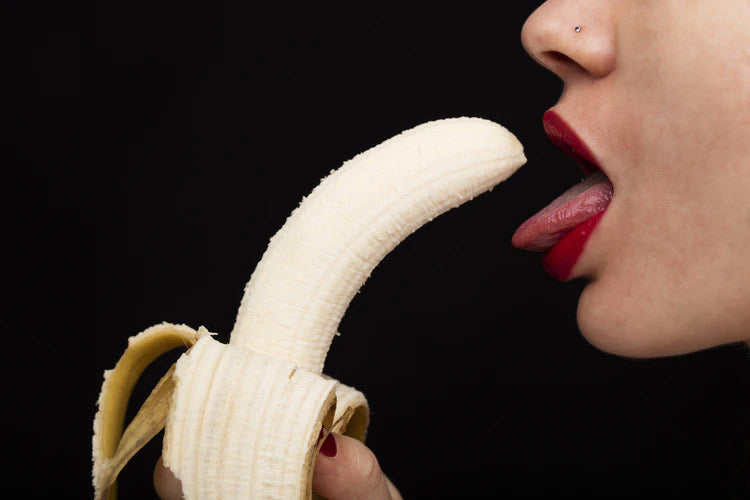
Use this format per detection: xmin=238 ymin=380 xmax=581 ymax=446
xmin=512 ymin=170 xmax=613 ymax=252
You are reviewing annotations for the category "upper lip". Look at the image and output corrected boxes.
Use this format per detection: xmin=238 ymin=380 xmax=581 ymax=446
xmin=542 ymin=110 xmax=603 ymax=177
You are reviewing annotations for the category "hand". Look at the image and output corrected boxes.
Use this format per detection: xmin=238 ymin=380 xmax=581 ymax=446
xmin=153 ymin=431 xmax=402 ymax=500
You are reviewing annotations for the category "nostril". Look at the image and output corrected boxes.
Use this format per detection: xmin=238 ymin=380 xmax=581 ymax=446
xmin=542 ymin=51 xmax=585 ymax=72
xmin=544 ymin=51 xmax=574 ymax=65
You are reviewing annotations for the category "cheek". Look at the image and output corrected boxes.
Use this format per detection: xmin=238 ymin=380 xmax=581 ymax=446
xmin=587 ymin=142 xmax=750 ymax=355
xmin=571 ymin=1 xmax=750 ymax=357
xmin=578 ymin=80 xmax=750 ymax=357
xmin=575 ymin=216 xmax=750 ymax=358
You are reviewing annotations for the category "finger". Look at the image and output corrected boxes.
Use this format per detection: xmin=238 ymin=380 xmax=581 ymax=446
xmin=153 ymin=456 xmax=184 ymax=499
xmin=152 ymin=434 xmax=402 ymax=500
xmin=313 ymin=432 xmax=398 ymax=500
xmin=386 ymin=476 xmax=404 ymax=500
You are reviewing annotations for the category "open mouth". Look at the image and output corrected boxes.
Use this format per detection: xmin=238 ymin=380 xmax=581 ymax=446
xmin=512 ymin=110 xmax=613 ymax=280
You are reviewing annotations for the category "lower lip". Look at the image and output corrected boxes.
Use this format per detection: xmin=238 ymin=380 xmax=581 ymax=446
xmin=541 ymin=210 xmax=606 ymax=281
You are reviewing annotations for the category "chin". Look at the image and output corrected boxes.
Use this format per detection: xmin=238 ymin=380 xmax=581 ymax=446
xmin=575 ymin=280 xmax=696 ymax=359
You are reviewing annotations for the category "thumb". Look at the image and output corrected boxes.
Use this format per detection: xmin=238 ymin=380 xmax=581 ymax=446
xmin=153 ymin=457 xmax=183 ymax=500
xmin=313 ymin=432 xmax=402 ymax=500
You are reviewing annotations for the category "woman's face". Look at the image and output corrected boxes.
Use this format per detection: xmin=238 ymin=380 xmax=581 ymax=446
xmin=520 ymin=0 xmax=750 ymax=357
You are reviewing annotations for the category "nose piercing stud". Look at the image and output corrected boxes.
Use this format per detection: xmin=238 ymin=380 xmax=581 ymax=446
xmin=575 ymin=25 xmax=582 ymax=33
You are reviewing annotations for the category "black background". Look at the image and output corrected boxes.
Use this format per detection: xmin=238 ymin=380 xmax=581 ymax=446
xmin=7 ymin=1 xmax=750 ymax=498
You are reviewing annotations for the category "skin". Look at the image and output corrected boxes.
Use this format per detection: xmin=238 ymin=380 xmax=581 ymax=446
xmin=522 ymin=0 xmax=750 ymax=357
xmin=154 ymin=433 xmax=402 ymax=500
xmin=155 ymin=1 xmax=750 ymax=496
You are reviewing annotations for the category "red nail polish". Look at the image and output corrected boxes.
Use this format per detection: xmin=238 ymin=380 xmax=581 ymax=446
xmin=320 ymin=433 xmax=337 ymax=457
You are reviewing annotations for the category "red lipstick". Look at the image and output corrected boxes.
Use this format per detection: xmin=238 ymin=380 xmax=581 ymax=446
xmin=512 ymin=111 xmax=612 ymax=281
xmin=541 ymin=211 xmax=605 ymax=281
xmin=543 ymin=110 xmax=600 ymax=176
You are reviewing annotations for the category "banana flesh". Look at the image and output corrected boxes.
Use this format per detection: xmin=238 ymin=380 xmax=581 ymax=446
xmin=163 ymin=336 xmax=338 ymax=498
xmin=93 ymin=117 xmax=526 ymax=499
xmin=232 ymin=118 xmax=526 ymax=374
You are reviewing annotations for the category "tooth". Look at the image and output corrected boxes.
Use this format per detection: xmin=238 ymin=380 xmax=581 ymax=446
xmin=92 ymin=117 xmax=525 ymax=499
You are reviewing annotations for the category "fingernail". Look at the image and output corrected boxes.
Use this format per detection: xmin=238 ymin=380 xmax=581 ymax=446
xmin=320 ymin=433 xmax=337 ymax=457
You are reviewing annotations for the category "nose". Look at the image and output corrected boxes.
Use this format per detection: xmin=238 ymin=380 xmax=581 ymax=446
xmin=521 ymin=0 xmax=615 ymax=80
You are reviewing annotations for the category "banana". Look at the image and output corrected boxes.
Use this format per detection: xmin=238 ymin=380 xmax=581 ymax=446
xmin=93 ymin=117 xmax=526 ymax=499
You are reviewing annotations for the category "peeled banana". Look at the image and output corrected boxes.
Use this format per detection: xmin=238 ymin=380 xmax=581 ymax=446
xmin=92 ymin=117 xmax=526 ymax=499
